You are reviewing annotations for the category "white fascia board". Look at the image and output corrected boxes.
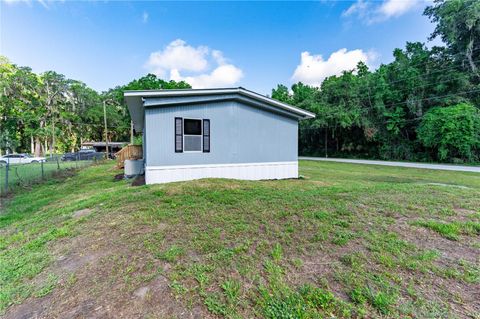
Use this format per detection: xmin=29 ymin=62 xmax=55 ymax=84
xmin=238 ymin=89 xmax=315 ymax=119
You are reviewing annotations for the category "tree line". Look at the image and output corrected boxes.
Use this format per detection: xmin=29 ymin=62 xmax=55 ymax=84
xmin=1 ymin=0 xmax=479 ymax=162
xmin=271 ymin=0 xmax=480 ymax=163
xmin=0 ymin=62 xmax=190 ymax=156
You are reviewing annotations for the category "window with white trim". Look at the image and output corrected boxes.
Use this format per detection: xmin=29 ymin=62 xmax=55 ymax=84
xmin=183 ymin=119 xmax=202 ymax=152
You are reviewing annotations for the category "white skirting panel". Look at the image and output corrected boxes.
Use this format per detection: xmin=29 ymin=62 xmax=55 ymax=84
xmin=145 ymin=161 xmax=298 ymax=184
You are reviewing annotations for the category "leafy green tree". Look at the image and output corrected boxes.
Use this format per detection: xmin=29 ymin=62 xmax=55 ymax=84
xmin=0 ymin=57 xmax=42 ymax=154
xmin=418 ymin=103 xmax=480 ymax=161
xmin=2 ymin=0 xmax=480 ymax=164
xmin=0 ymin=60 xmax=193 ymax=155
xmin=271 ymin=84 xmax=292 ymax=103
xmin=425 ymin=0 xmax=480 ymax=78
xmin=38 ymin=71 xmax=70 ymax=155
xmin=103 ymin=74 xmax=192 ymax=143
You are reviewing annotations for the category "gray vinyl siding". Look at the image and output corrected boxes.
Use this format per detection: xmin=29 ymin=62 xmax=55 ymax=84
xmin=142 ymin=128 xmax=146 ymax=162
xmin=144 ymin=100 xmax=298 ymax=167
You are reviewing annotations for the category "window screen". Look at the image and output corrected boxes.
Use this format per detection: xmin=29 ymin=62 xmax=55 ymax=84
xmin=184 ymin=136 xmax=202 ymax=151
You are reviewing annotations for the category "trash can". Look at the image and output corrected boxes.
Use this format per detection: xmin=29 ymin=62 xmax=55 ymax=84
xmin=124 ymin=159 xmax=144 ymax=178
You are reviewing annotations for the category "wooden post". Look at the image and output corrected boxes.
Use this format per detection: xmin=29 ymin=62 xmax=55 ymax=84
xmin=130 ymin=120 xmax=134 ymax=145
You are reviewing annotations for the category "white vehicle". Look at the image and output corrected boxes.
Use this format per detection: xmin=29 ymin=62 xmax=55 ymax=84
xmin=0 ymin=154 xmax=46 ymax=165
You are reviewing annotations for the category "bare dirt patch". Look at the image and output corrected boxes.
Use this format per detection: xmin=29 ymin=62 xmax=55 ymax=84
xmin=3 ymin=208 xmax=208 ymax=319
xmin=389 ymin=216 xmax=480 ymax=317
xmin=394 ymin=217 xmax=479 ymax=264
xmin=72 ymin=208 xmax=93 ymax=219
xmin=2 ymin=295 xmax=52 ymax=319
xmin=289 ymin=241 xmax=366 ymax=301
xmin=426 ymin=182 xmax=471 ymax=189
xmin=131 ymin=175 xmax=145 ymax=186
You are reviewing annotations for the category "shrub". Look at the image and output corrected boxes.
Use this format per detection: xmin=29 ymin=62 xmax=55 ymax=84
xmin=418 ymin=103 xmax=480 ymax=162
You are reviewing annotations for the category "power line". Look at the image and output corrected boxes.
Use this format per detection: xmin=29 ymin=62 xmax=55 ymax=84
xmin=378 ymin=59 xmax=479 ymax=88
xmin=373 ymin=45 xmax=480 ymax=77
xmin=357 ymin=71 xmax=474 ymax=101
xmin=310 ymin=55 xmax=480 ymax=96
xmin=1 ymin=116 xmax=129 ymax=129
xmin=298 ymin=88 xmax=480 ymax=129
xmin=290 ymin=60 xmax=480 ymax=106
xmin=377 ymin=87 xmax=480 ymax=109
xmin=309 ymin=70 xmax=479 ymax=114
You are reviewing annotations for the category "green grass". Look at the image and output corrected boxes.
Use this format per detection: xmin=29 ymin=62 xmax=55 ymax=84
xmin=413 ymin=220 xmax=480 ymax=240
xmin=0 ymin=160 xmax=479 ymax=317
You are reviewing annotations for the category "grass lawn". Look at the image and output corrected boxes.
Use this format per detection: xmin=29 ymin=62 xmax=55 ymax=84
xmin=0 ymin=161 xmax=479 ymax=318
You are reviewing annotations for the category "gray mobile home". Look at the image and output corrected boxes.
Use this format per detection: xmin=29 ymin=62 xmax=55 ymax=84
xmin=125 ymin=87 xmax=315 ymax=184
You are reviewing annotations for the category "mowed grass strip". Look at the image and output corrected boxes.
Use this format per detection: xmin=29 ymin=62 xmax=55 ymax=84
xmin=0 ymin=160 xmax=479 ymax=318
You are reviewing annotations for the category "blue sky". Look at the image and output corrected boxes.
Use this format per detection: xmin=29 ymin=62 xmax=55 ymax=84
xmin=1 ymin=0 xmax=438 ymax=94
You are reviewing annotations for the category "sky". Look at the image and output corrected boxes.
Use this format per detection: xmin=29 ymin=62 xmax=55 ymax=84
xmin=0 ymin=0 xmax=439 ymax=95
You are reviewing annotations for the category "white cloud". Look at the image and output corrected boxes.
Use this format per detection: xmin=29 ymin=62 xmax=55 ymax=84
xmin=146 ymin=39 xmax=243 ymax=89
xmin=379 ymin=0 xmax=420 ymax=18
xmin=342 ymin=0 xmax=369 ymax=18
xmin=291 ymin=48 xmax=375 ymax=87
xmin=170 ymin=65 xmax=243 ymax=89
xmin=142 ymin=11 xmax=149 ymax=23
xmin=145 ymin=39 xmax=209 ymax=78
xmin=343 ymin=0 xmax=426 ymax=24
xmin=3 ymin=0 xmax=52 ymax=9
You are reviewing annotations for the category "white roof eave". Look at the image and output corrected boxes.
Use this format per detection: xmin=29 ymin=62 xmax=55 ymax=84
xmin=124 ymin=88 xmax=315 ymax=119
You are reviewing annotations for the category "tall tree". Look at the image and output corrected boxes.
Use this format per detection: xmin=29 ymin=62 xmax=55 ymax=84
xmin=37 ymin=71 xmax=69 ymax=155
xmin=425 ymin=0 xmax=480 ymax=78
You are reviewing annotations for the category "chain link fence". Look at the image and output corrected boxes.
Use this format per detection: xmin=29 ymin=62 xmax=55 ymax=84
xmin=0 ymin=153 xmax=104 ymax=196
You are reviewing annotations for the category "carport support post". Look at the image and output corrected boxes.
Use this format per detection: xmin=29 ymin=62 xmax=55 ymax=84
xmin=130 ymin=120 xmax=134 ymax=144
xmin=103 ymin=100 xmax=109 ymax=160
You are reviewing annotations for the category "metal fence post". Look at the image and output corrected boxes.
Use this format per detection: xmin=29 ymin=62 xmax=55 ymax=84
xmin=41 ymin=161 xmax=44 ymax=179
xmin=57 ymin=156 xmax=60 ymax=170
xmin=4 ymin=162 xmax=8 ymax=193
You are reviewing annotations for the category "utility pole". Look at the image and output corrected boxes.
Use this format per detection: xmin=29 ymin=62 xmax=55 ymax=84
xmin=103 ymin=100 xmax=109 ymax=159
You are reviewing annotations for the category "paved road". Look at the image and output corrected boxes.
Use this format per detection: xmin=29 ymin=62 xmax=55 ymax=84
xmin=299 ymin=157 xmax=480 ymax=173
